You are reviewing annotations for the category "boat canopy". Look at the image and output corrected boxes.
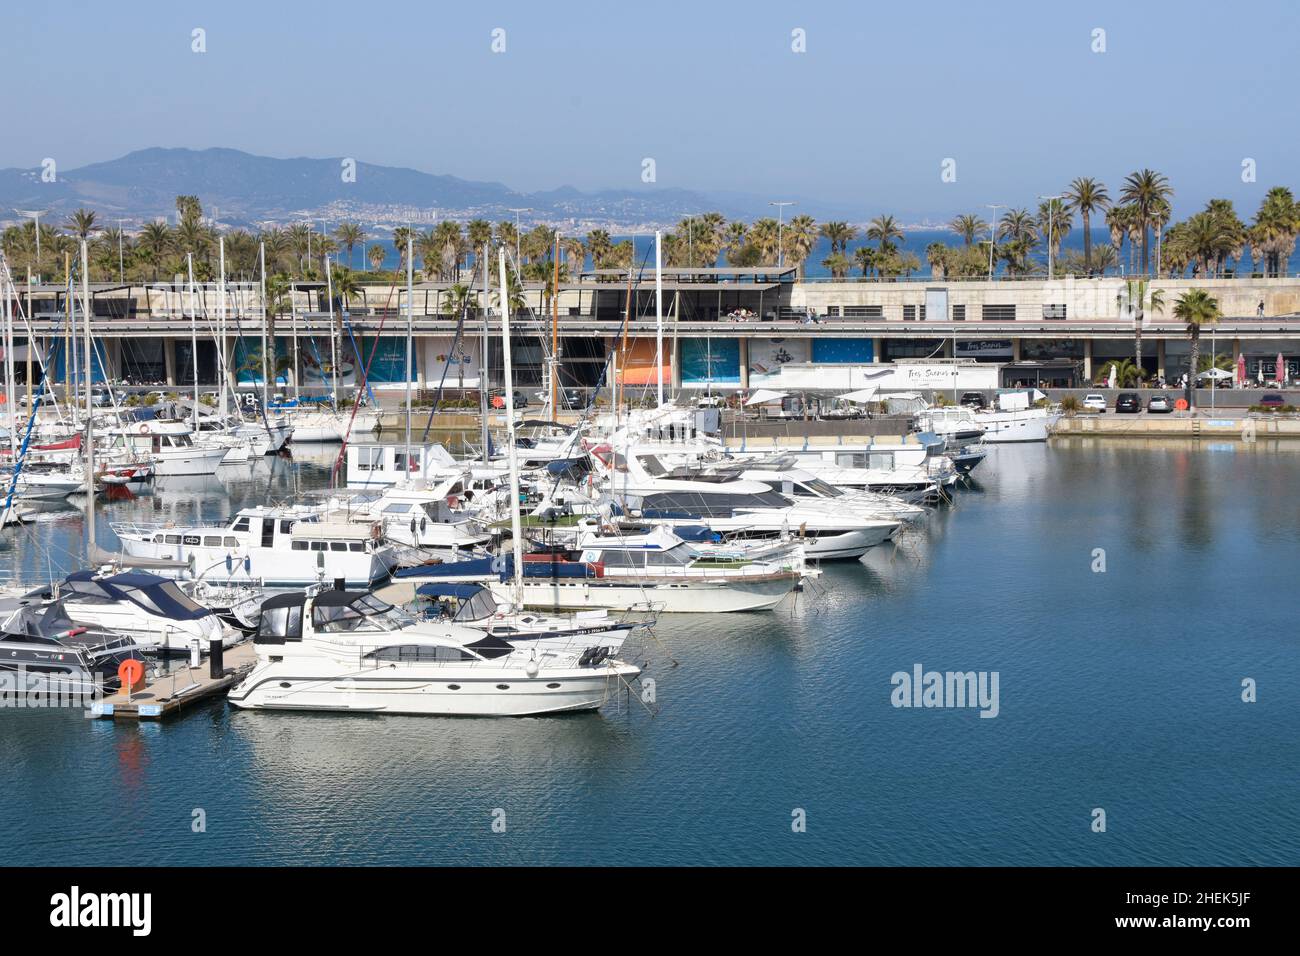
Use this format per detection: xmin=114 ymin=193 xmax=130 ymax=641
xmin=415 ymin=583 xmax=486 ymax=599
xmin=62 ymin=570 xmax=211 ymax=621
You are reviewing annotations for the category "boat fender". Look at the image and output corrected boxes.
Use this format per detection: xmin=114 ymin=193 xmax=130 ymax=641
xmin=138 ymin=423 xmax=150 ymax=434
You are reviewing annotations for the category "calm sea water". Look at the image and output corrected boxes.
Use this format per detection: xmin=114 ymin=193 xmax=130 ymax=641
xmin=1 ymin=440 xmax=1296 ymax=866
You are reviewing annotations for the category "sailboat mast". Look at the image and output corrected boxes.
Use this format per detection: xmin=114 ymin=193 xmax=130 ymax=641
xmin=479 ymin=244 xmax=490 ymax=465
xmin=498 ymin=248 xmax=524 ymax=604
xmin=259 ymin=242 xmax=269 ymax=413
xmin=80 ymin=240 xmax=95 ymax=553
xmin=550 ymin=231 xmax=559 ymax=415
xmin=2 ymin=267 xmax=16 ymax=457
xmin=218 ymin=237 xmax=227 ymax=411
xmin=187 ymin=253 xmax=200 ymax=430
xmin=325 ymin=256 xmax=338 ymax=403
xmin=655 ymin=229 xmax=664 ymax=407
xmin=404 ymin=232 xmax=414 ymax=482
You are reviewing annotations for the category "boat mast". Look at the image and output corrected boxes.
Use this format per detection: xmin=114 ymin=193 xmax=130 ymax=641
xmin=325 ymin=255 xmax=338 ymax=404
xmin=497 ymin=247 xmax=524 ymax=605
xmin=187 ymin=253 xmax=200 ymax=431
xmin=2 ymin=265 xmax=16 ymax=457
xmin=80 ymin=240 xmax=95 ymax=557
xmin=218 ymin=236 xmax=227 ymax=413
xmin=655 ymin=229 xmax=663 ymax=407
xmin=404 ymin=231 xmax=414 ymax=485
xmin=550 ymin=231 xmax=559 ymax=416
xmin=259 ymin=242 xmax=269 ymax=414
xmin=479 ymin=243 xmax=490 ymax=465
xmin=66 ymin=252 xmax=78 ymax=430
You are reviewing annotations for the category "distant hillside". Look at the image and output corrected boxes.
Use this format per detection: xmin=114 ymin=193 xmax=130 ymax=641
xmin=0 ymin=147 xmax=756 ymax=228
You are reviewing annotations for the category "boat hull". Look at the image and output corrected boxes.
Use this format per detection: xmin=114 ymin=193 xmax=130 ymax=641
xmin=228 ymin=665 xmax=636 ymax=716
xmin=490 ymin=574 xmax=797 ymax=612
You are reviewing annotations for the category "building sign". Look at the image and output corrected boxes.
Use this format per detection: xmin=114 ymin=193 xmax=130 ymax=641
xmin=748 ymin=338 xmax=810 ymax=375
xmin=812 ymin=338 xmax=875 ymax=364
xmin=955 ymin=339 xmax=1013 ymax=359
xmin=422 ymin=336 xmax=481 ymax=388
xmin=681 ymin=338 xmax=741 ymax=386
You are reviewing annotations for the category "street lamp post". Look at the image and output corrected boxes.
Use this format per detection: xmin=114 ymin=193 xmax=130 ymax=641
xmin=1038 ymin=194 xmax=1062 ymax=280
xmin=985 ymin=204 xmax=1005 ymax=280
xmin=770 ymin=201 xmax=794 ymax=268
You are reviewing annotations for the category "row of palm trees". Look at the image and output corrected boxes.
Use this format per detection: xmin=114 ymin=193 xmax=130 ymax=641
xmin=934 ymin=173 xmax=1300 ymax=280
xmin=4 ymin=178 xmax=1299 ymax=286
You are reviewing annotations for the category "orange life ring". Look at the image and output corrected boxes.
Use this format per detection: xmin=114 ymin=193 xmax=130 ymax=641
xmin=118 ymin=659 xmax=145 ymax=689
xmin=1174 ymin=398 xmax=1189 ymax=410
xmin=137 ymin=423 xmax=150 ymax=434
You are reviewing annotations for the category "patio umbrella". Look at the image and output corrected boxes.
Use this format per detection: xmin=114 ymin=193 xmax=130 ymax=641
xmin=1106 ymin=364 xmax=1117 ymax=389
xmin=1237 ymin=353 xmax=1246 ymax=386
xmin=1277 ymin=352 xmax=1286 ymax=385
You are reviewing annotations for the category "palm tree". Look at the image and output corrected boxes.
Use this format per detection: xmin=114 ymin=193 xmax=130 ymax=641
xmin=721 ymin=222 xmax=749 ymax=266
xmin=853 ymin=246 xmax=876 ymax=278
xmin=1036 ymin=198 xmax=1072 ymax=264
xmin=948 ymin=214 xmax=987 ymax=246
xmin=748 ymin=218 xmax=780 ymax=265
xmin=1120 ymin=169 xmax=1173 ymax=274
xmin=66 ymin=208 xmax=98 ymax=240
xmin=1095 ymin=358 xmax=1145 ymax=388
xmin=997 ymin=208 xmax=1037 ymax=246
xmin=333 ymin=222 xmax=363 ymax=269
xmin=136 ymin=221 xmax=173 ymax=280
xmin=1250 ymin=187 xmax=1299 ymax=277
xmin=866 ymin=215 xmax=905 ymax=254
xmin=1120 ymin=279 xmax=1165 ymax=376
xmin=784 ymin=214 xmax=818 ymax=277
xmin=820 ymin=221 xmax=857 ymax=256
xmin=925 ymin=242 xmax=951 ymax=279
xmin=1173 ymin=289 xmax=1221 ymax=410
xmin=821 ymin=252 xmax=851 ymax=278
xmin=467 ymin=220 xmax=494 ymax=268
xmin=392 ymin=226 xmax=416 ymax=274
xmin=367 ymin=243 xmax=387 ymax=272
xmin=1063 ymin=178 xmax=1109 ymax=275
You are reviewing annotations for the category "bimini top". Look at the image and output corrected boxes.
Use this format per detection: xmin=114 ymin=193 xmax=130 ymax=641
xmin=63 ymin=570 xmax=212 ymax=621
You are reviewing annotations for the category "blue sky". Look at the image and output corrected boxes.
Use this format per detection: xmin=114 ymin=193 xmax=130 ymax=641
xmin=4 ymin=0 xmax=1298 ymax=220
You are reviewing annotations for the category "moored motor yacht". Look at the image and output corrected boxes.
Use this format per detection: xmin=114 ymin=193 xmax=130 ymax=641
xmin=227 ymin=588 xmax=639 ymax=716
xmin=111 ymin=505 xmax=400 ymax=588
xmin=0 ymin=596 xmax=145 ymax=695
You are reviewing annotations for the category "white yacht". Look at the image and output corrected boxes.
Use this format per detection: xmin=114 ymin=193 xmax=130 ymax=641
xmin=227 ymin=588 xmax=639 ymax=716
xmin=111 ymin=505 xmax=400 ymax=588
xmin=102 ymin=421 xmax=229 ymax=476
xmin=22 ymin=570 xmax=241 ymax=655
xmin=592 ymin=444 xmax=900 ymax=560
xmin=728 ymin=459 xmax=929 ymax=521
xmin=345 ymin=442 xmax=464 ymax=487
xmin=284 ymin=406 xmax=380 ymax=442
xmin=326 ymin=477 xmax=493 ymax=559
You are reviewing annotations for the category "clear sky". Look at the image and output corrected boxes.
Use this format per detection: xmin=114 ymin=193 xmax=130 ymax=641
xmin=4 ymin=0 xmax=1298 ymax=220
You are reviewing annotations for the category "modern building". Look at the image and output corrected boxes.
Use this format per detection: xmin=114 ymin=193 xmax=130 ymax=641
xmin=7 ymin=269 xmax=1300 ymax=394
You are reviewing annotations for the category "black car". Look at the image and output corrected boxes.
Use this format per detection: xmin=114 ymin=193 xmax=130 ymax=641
xmin=1115 ymin=392 xmax=1141 ymax=413
xmin=959 ymin=392 xmax=987 ymax=409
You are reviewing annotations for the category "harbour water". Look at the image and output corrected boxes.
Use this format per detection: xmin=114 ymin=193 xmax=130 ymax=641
xmin=1 ymin=440 xmax=1296 ymax=866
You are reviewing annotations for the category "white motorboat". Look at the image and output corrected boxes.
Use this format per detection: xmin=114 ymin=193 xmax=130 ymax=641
xmin=591 ymin=443 xmax=899 ymax=559
xmin=111 ymin=505 xmax=400 ymax=588
xmin=102 ymin=421 xmax=229 ymax=476
xmin=34 ymin=570 xmax=240 ymax=655
xmin=325 ymin=477 xmax=493 ymax=559
xmin=227 ymin=588 xmax=639 ymax=716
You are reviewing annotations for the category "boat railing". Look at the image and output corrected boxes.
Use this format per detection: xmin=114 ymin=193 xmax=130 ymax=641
xmin=108 ymin=520 xmax=176 ymax=537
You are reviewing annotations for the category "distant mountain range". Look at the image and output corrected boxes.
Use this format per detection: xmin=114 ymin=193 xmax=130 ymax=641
xmin=0 ymin=147 xmax=855 ymax=231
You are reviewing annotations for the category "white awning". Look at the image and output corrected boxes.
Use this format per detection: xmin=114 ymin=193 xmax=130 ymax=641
xmin=837 ymin=386 xmax=879 ymax=403
xmin=744 ymin=389 xmax=788 ymax=406
xmin=1197 ymin=368 xmax=1232 ymax=380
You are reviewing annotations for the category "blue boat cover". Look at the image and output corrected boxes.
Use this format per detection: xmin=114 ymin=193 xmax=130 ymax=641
xmin=415 ymin=583 xmax=487 ymax=598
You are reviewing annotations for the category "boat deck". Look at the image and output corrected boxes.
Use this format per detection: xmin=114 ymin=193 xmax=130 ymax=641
xmin=89 ymin=642 xmax=257 ymax=720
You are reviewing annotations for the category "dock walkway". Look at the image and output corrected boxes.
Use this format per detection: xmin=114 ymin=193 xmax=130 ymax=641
xmin=90 ymin=643 xmax=257 ymax=721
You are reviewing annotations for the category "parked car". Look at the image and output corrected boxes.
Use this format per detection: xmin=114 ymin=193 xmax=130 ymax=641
xmin=1115 ymin=392 xmax=1141 ymax=413
xmin=1082 ymin=393 xmax=1107 ymax=413
xmin=959 ymin=391 xmax=987 ymax=409
xmin=1259 ymin=392 xmax=1286 ymax=408
xmin=1147 ymin=394 xmax=1172 ymax=413
xmin=490 ymin=390 xmax=529 ymax=409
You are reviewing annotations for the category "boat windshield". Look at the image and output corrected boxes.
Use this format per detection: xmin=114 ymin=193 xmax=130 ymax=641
xmin=452 ymin=588 xmax=499 ymax=622
xmin=313 ymin=593 xmax=413 ymax=632
xmin=802 ymin=477 xmax=843 ymax=498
